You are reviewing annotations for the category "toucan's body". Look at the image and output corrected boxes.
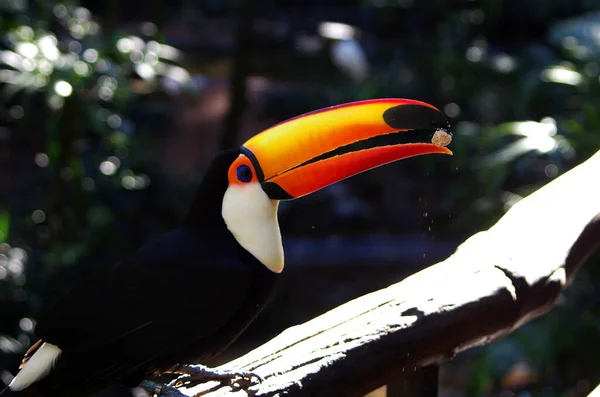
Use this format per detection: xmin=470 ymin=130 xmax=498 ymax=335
xmin=32 ymin=229 xmax=277 ymax=396
xmin=22 ymin=151 xmax=279 ymax=397
xmin=5 ymin=99 xmax=452 ymax=397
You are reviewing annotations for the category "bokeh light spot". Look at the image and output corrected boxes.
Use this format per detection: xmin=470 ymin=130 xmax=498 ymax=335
xmin=15 ymin=42 xmax=38 ymax=58
xmin=545 ymin=164 xmax=559 ymax=178
xmin=19 ymin=318 xmax=34 ymax=332
xmin=53 ymin=4 xmax=68 ymax=19
xmin=444 ymin=103 xmax=460 ymax=118
xmin=469 ymin=9 xmax=485 ymax=24
xmin=17 ymin=25 xmax=34 ymax=40
xmin=318 ymin=22 xmax=356 ymax=40
xmin=83 ymin=48 xmax=98 ymax=63
xmin=60 ymin=167 xmax=74 ymax=181
xmin=122 ymin=175 xmax=136 ymax=190
xmin=68 ymin=40 xmax=82 ymax=53
xmin=135 ymin=63 xmax=155 ymax=80
xmin=130 ymin=50 xmax=144 ymax=64
xmin=9 ymin=106 xmax=23 ymax=119
xmin=542 ymin=66 xmax=582 ymax=86
xmin=117 ymin=38 xmax=133 ymax=53
xmin=82 ymin=177 xmax=95 ymax=191
xmin=31 ymin=210 xmax=46 ymax=224
xmin=48 ymin=95 xmax=64 ymax=110
xmin=107 ymin=114 xmax=122 ymax=129
xmin=100 ymin=161 xmax=116 ymax=175
xmin=39 ymin=35 xmax=59 ymax=61
xmin=54 ymin=80 xmax=73 ymax=97
xmin=74 ymin=61 xmax=90 ymax=76
xmin=98 ymin=86 xmax=114 ymax=101
xmin=140 ymin=22 xmax=158 ymax=36
xmin=466 ymin=46 xmax=484 ymax=62
xmin=35 ymin=153 xmax=49 ymax=167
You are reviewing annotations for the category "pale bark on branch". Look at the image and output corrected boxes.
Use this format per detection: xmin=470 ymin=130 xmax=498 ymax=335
xmin=181 ymin=150 xmax=600 ymax=397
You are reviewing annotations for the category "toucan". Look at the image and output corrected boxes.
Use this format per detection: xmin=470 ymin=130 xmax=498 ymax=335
xmin=3 ymin=98 xmax=452 ymax=397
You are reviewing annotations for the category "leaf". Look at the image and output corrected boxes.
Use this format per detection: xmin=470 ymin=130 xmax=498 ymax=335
xmin=0 ymin=210 xmax=10 ymax=243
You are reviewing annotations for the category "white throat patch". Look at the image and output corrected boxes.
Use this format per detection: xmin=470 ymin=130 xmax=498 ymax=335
xmin=222 ymin=183 xmax=284 ymax=273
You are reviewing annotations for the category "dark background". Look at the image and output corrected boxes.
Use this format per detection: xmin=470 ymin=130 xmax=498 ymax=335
xmin=2 ymin=0 xmax=600 ymax=396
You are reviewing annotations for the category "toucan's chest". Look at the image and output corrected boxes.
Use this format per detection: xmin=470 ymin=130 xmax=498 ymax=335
xmin=135 ymin=226 xmax=280 ymax=316
xmin=136 ymin=228 xmax=280 ymax=365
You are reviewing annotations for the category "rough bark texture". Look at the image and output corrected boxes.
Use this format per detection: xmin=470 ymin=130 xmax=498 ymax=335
xmin=180 ymin=150 xmax=600 ymax=397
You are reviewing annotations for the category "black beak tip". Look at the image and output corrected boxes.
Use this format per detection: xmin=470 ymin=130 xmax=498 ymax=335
xmin=383 ymin=103 xmax=450 ymax=131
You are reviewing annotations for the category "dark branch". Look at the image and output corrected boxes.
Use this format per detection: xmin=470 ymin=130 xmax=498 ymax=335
xmin=219 ymin=0 xmax=254 ymax=151
xmin=179 ymin=150 xmax=600 ymax=397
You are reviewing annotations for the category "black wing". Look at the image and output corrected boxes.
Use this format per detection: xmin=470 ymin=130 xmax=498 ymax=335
xmin=34 ymin=228 xmax=252 ymax=379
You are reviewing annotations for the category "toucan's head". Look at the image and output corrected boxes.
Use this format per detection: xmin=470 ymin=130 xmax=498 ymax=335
xmin=218 ymin=98 xmax=452 ymax=273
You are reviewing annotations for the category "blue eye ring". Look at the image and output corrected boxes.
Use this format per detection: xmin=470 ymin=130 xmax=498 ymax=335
xmin=236 ymin=165 xmax=253 ymax=183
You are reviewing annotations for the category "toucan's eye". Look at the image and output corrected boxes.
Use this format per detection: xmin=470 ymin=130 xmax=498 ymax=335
xmin=236 ymin=165 xmax=253 ymax=183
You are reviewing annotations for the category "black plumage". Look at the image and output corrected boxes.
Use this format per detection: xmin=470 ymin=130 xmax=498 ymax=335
xmin=26 ymin=150 xmax=279 ymax=397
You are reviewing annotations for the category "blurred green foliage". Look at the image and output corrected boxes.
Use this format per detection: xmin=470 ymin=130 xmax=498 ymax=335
xmin=2 ymin=0 xmax=600 ymax=396
xmin=0 ymin=0 xmax=194 ymax=380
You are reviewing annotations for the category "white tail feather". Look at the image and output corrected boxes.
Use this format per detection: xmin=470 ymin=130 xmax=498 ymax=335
xmin=9 ymin=343 xmax=61 ymax=391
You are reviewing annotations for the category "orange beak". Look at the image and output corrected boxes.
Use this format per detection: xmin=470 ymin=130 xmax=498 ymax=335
xmin=241 ymin=98 xmax=452 ymax=200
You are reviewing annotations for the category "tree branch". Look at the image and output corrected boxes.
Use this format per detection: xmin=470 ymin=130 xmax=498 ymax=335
xmin=180 ymin=150 xmax=600 ymax=397
xmin=219 ymin=0 xmax=254 ymax=151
